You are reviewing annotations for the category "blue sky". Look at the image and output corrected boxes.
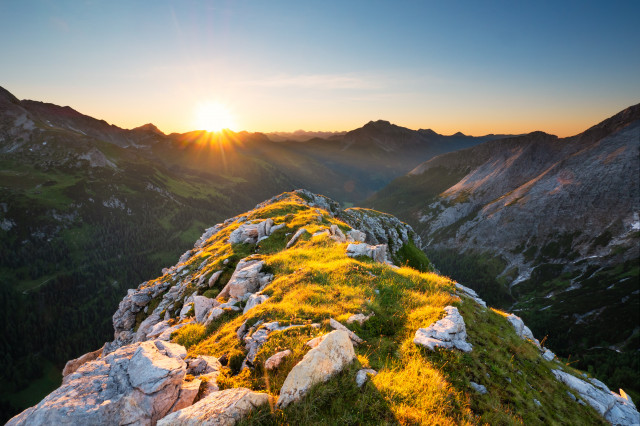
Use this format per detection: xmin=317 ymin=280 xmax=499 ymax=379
xmin=1 ymin=0 xmax=639 ymax=135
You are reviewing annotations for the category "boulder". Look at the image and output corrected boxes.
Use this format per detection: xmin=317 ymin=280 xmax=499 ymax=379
xmin=355 ymin=369 xmax=377 ymax=387
xmin=413 ymin=306 xmax=472 ymax=352
xmin=187 ymin=355 xmax=221 ymax=376
xmin=208 ymin=270 xmax=223 ymax=288
xmin=218 ymin=259 xmax=273 ymax=300
xmin=552 ymin=369 xmax=640 ymax=425
xmin=169 ymin=378 xmax=201 ymax=413
xmin=346 ymin=229 xmax=366 ymax=243
xmin=542 ymin=349 xmax=555 ymax=361
xmin=329 ymin=225 xmax=346 ymax=242
xmin=455 ymin=283 xmax=487 ymax=308
xmin=157 ymin=388 xmax=271 ymax=426
xmin=61 ymin=345 xmax=104 ymax=382
xmin=506 ymin=314 xmax=540 ymax=347
xmin=264 ymin=350 xmax=292 ymax=370
xmin=346 ymin=243 xmax=388 ymax=263
xmin=243 ymin=293 xmax=269 ymax=314
xmin=203 ymin=308 xmax=225 ymax=327
xmin=346 ymin=313 xmax=373 ymax=325
xmin=286 ymin=227 xmax=309 ymax=249
xmin=7 ymin=340 xmax=188 ymax=426
xmin=193 ymin=296 xmax=219 ymax=323
xmin=470 ymin=381 xmax=488 ymax=395
xmin=277 ymin=330 xmax=356 ymax=408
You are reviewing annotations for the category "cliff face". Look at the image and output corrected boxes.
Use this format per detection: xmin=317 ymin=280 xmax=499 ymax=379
xmin=8 ymin=190 xmax=638 ymax=425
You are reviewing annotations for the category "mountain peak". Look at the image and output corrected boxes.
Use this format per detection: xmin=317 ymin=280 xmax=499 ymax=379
xmin=133 ymin=123 xmax=164 ymax=135
xmin=0 ymin=86 xmax=20 ymax=105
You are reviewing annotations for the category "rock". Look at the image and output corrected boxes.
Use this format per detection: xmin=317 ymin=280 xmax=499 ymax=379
xmin=195 ymin=224 xmax=223 ymax=248
xmin=329 ymin=224 xmax=346 ymax=242
xmin=197 ymin=372 xmax=221 ymax=399
xmin=203 ymin=308 xmax=225 ymax=327
xmin=286 ymin=227 xmax=309 ymax=249
xmin=180 ymin=302 xmax=195 ymax=319
xmin=552 ymin=369 xmax=640 ymax=425
xmin=534 ymin=398 xmax=542 ymax=407
xmin=470 ymin=381 xmax=488 ymax=394
xmin=455 ymin=283 xmax=487 ymax=308
xmin=158 ymin=320 xmax=194 ymax=341
xmin=208 ymin=270 xmax=223 ymax=288
xmin=346 ymin=313 xmax=373 ymax=325
xmin=355 ymin=369 xmax=377 ymax=387
xmin=228 ymin=222 xmax=261 ymax=244
xmin=346 ymin=229 xmax=366 ymax=243
xmin=61 ymin=345 xmax=104 ymax=382
xmin=506 ymin=313 xmax=540 ymax=347
xmin=269 ymin=223 xmax=286 ymax=234
xmin=218 ymin=259 xmax=272 ymax=300
xmin=193 ymin=296 xmax=219 ymax=323
xmin=243 ymin=293 xmax=269 ymax=314
xmin=413 ymin=306 xmax=472 ymax=352
xmin=7 ymin=340 xmax=187 ymax=426
xmin=157 ymin=387 xmax=271 ymax=426
xmin=277 ymin=330 xmax=356 ymax=408
xmin=169 ymin=377 xmax=201 ymax=413
xmin=264 ymin=349 xmax=292 ymax=370
xmin=187 ymin=355 xmax=221 ymax=376
xmin=345 ymin=243 xmax=388 ymax=263
xmin=542 ymin=348 xmax=555 ymax=361
xmin=305 ymin=335 xmax=325 ymax=349
xmin=135 ymin=312 xmax=163 ymax=342
xmin=329 ymin=318 xmax=363 ymax=345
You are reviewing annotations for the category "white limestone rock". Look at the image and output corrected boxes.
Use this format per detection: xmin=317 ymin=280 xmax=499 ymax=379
xmin=193 ymin=295 xmax=219 ymax=323
xmin=413 ymin=306 xmax=472 ymax=352
xmin=347 ymin=313 xmax=373 ymax=325
xmin=470 ymin=381 xmax=488 ymax=395
xmin=355 ymin=369 xmax=377 ymax=387
xmin=218 ymin=259 xmax=272 ymax=300
xmin=264 ymin=349 xmax=292 ymax=370
xmin=157 ymin=387 xmax=271 ymax=426
xmin=243 ymin=293 xmax=269 ymax=314
xmin=7 ymin=340 xmax=187 ymax=426
xmin=329 ymin=318 xmax=363 ymax=345
xmin=346 ymin=243 xmax=388 ymax=263
xmin=277 ymin=330 xmax=356 ymax=408
xmin=286 ymin=227 xmax=309 ymax=249
xmin=506 ymin=314 xmax=541 ymax=347
xmin=329 ymin=224 xmax=346 ymax=242
xmin=61 ymin=345 xmax=104 ymax=382
xmin=455 ymin=283 xmax=487 ymax=308
xmin=552 ymin=369 xmax=640 ymax=425
xmin=542 ymin=348 xmax=556 ymax=361
xmin=169 ymin=378 xmax=201 ymax=413
xmin=346 ymin=229 xmax=366 ymax=243
xmin=208 ymin=270 xmax=223 ymax=288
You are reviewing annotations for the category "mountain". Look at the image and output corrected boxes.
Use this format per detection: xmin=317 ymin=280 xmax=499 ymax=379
xmin=0 ymin=85 xmax=498 ymax=419
xmin=366 ymin=104 xmax=640 ymax=399
xmin=7 ymin=190 xmax=638 ymax=425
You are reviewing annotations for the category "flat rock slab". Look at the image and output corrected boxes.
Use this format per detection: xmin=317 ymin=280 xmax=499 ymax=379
xmin=413 ymin=306 xmax=472 ymax=352
xmin=158 ymin=387 xmax=271 ymax=426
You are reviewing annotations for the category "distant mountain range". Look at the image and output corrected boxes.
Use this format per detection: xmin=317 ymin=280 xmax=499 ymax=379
xmin=366 ymin=104 xmax=640 ymax=398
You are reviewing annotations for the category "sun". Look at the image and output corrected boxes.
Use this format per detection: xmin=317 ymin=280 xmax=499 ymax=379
xmin=194 ymin=102 xmax=237 ymax=132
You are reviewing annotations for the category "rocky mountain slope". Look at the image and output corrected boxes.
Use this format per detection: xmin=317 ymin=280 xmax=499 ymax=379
xmin=0 ymin=84 xmax=504 ymax=420
xmin=8 ymin=190 xmax=638 ymax=425
xmin=366 ymin=104 xmax=640 ymax=399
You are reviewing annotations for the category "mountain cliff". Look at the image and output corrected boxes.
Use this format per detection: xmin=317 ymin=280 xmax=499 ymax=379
xmin=7 ymin=190 xmax=638 ymax=425
xmin=366 ymin=104 xmax=640 ymax=399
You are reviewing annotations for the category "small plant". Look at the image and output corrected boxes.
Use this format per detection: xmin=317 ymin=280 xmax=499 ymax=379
xmin=172 ymin=323 xmax=206 ymax=349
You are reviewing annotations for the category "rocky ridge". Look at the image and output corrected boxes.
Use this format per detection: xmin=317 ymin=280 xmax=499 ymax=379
xmin=8 ymin=190 xmax=638 ymax=425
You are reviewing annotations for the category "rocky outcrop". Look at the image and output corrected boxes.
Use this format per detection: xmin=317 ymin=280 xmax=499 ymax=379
xmin=286 ymin=227 xmax=309 ymax=249
xmin=218 ymin=258 xmax=273 ymax=300
xmin=346 ymin=243 xmax=388 ymax=263
xmin=264 ymin=349 xmax=292 ymax=370
xmin=277 ymin=330 xmax=356 ymax=408
xmin=414 ymin=306 xmax=472 ymax=352
xmin=506 ymin=313 xmax=540 ymax=347
xmin=158 ymin=388 xmax=272 ymax=426
xmin=329 ymin=318 xmax=363 ymax=345
xmin=552 ymin=369 xmax=639 ymax=425
xmin=61 ymin=344 xmax=104 ymax=381
xmin=242 ymin=322 xmax=318 ymax=369
xmin=243 ymin=293 xmax=269 ymax=314
xmin=8 ymin=340 xmax=188 ymax=426
xmin=455 ymin=283 xmax=487 ymax=308
xmin=228 ymin=218 xmax=277 ymax=244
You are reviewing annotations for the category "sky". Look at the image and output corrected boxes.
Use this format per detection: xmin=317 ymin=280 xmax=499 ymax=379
xmin=1 ymin=0 xmax=639 ymax=136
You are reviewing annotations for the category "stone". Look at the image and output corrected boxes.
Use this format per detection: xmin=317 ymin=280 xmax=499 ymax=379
xmin=187 ymin=355 xmax=221 ymax=376
xmin=286 ymin=227 xmax=309 ymax=249
xmin=329 ymin=224 xmax=346 ymax=242
xmin=506 ymin=313 xmax=540 ymax=347
xmin=193 ymin=296 xmax=219 ymax=323
xmin=7 ymin=340 xmax=188 ymax=426
xmin=169 ymin=377 xmax=201 ymax=413
xmin=208 ymin=270 xmax=223 ymax=288
xmin=264 ymin=350 xmax=292 ymax=370
xmin=346 ymin=243 xmax=388 ymax=263
xmin=158 ymin=320 xmax=194 ymax=341
xmin=534 ymin=399 xmax=542 ymax=407
xmin=277 ymin=330 xmax=356 ymax=408
xmin=218 ymin=259 xmax=272 ymax=300
xmin=552 ymin=369 xmax=640 ymax=425
xmin=329 ymin=318 xmax=363 ymax=345
xmin=347 ymin=229 xmax=366 ymax=243
xmin=243 ymin=293 xmax=269 ymax=314
xmin=305 ymin=335 xmax=325 ymax=349
xmin=346 ymin=313 xmax=373 ymax=325
xmin=157 ymin=387 xmax=271 ymax=426
xmin=413 ymin=306 xmax=472 ymax=352
xmin=542 ymin=348 xmax=555 ymax=361
xmin=470 ymin=381 xmax=488 ymax=394
xmin=180 ymin=302 xmax=195 ymax=319
xmin=135 ymin=312 xmax=163 ymax=342
xmin=455 ymin=283 xmax=487 ymax=308
xmin=147 ymin=320 xmax=171 ymax=339
xmin=355 ymin=369 xmax=377 ymax=387
xmin=61 ymin=345 xmax=104 ymax=382
xmin=203 ymin=308 xmax=226 ymax=327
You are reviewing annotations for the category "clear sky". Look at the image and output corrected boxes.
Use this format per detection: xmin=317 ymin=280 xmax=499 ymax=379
xmin=1 ymin=0 xmax=639 ymax=136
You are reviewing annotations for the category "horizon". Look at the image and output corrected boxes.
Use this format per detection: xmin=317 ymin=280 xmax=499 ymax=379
xmin=1 ymin=1 xmax=639 ymax=137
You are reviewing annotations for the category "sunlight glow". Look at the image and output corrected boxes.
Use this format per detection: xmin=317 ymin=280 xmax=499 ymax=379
xmin=194 ymin=102 xmax=237 ymax=132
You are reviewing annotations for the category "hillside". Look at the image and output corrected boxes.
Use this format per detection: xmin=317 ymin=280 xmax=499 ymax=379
xmin=366 ymin=104 xmax=640 ymax=399
xmin=7 ymin=190 xmax=638 ymax=425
